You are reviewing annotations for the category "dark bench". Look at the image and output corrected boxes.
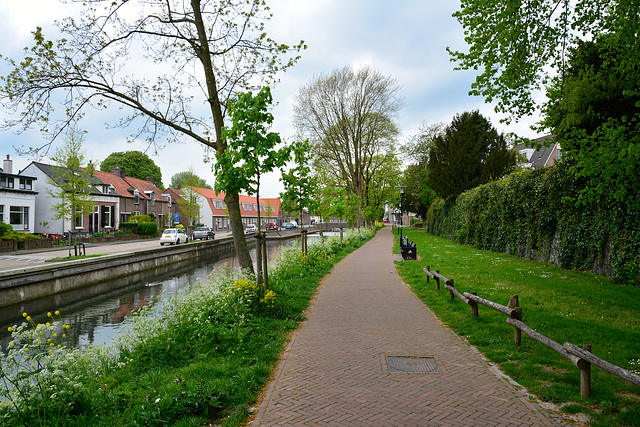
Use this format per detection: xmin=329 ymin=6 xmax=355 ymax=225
xmin=400 ymin=236 xmax=417 ymax=260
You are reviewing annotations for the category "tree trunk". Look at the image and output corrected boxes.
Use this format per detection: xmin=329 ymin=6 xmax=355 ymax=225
xmin=225 ymin=192 xmax=254 ymax=273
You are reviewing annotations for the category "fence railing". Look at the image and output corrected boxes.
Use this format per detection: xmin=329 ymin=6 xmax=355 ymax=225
xmin=422 ymin=265 xmax=640 ymax=398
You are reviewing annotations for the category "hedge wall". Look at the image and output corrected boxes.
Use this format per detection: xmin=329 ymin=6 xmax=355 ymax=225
xmin=425 ymin=162 xmax=640 ymax=286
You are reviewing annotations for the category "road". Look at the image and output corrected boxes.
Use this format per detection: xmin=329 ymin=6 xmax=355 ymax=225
xmin=0 ymin=232 xmax=234 ymax=273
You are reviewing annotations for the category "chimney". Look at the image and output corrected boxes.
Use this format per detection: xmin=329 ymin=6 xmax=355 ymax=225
xmin=146 ymin=176 xmax=155 ymax=185
xmin=3 ymin=155 xmax=12 ymax=174
xmin=111 ymin=167 xmax=126 ymax=179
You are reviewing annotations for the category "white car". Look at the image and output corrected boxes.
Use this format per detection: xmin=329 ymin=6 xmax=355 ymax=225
xmin=245 ymin=224 xmax=258 ymax=233
xmin=160 ymin=228 xmax=189 ymax=245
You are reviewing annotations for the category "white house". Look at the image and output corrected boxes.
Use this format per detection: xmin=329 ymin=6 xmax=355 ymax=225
xmin=0 ymin=155 xmax=37 ymax=233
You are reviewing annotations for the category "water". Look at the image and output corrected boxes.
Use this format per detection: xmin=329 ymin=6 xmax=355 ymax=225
xmin=0 ymin=238 xmax=296 ymax=350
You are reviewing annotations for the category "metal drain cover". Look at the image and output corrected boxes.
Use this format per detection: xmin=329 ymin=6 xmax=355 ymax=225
xmin=387 ymin=356 xmax=440 ymax=373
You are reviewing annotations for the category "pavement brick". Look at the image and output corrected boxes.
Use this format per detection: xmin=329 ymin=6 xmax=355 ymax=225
xmin=252 ymin=227 xmax=564 ymax=426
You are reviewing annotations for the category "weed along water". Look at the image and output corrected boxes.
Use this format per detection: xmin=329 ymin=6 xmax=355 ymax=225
xmin=0 ymin=239 xmax=294 ymax=350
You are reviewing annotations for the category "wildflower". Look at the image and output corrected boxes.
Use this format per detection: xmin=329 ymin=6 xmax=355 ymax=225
xmin=47 ymin=312 xmax=52 ymax=317
xmin=7 ymin=326 xmax=12 ymax=332
xmin=55 ymin=310 xmax=60 ymax=315
xmin=26 ymin=316 xmax=31 ymax=321
xmin=23 ymin=312 xmax=27 ymax=317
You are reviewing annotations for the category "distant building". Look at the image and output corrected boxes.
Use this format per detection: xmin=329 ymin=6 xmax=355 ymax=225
xmin=0 ymin=155 xmax=37 ymax=233
xmin=514 ymin=135 xmax=562 ymax=169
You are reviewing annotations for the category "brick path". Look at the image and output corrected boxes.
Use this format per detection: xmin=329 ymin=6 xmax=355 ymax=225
xmin=252 ymin=227 xmax=562 ymax=426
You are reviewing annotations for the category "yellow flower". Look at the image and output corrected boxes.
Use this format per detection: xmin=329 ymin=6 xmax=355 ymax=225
xmin=55 ymin=310 xmax=60 ymax=316
xmin=46 ymin=322 xmax=50 ymax=327
xmin=53 ymin=333 xmax=57 ymax=337
xmin=26 ymin=316 xmax=31 ymax=321
xmin=23 ymin=312 xmax=27 ymax=317
xmin=47 ymin=312 xmax=52 ymax=317
xmin=7 ymin=327 xmax=12 ymax=332
xmin=57 ymin=344 xmax=61 ymax=348
xmin=50 ymin=343 xmax=54 ymax=347
xmin=24 ymin=355 xmax=29 ymax=359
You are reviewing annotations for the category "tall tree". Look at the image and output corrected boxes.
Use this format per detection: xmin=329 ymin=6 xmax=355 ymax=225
xmin=170 ymin=171 xmax=212 ymax=190
xmin=280 ymin=140 xmax=316 ymax=228
xmin=402 ymin=163 xmax=437 ymax=220
xmin=46 ymin=129 xmax=96 ymax=254
xmin=177 ymin=168 xmax=204 ymax=230
xmin=428 ymin=111 xmax=517 ymax=200
xmin=100 ymin=151 xmax=163 ymax=188
xmin=0 ymin=0 xmax=305 ymax=272
xmin=448 ymin=0 xmax=639 ymax=124
xmin=215 ymin=86 xmax=290 ymax=233
xmin=294 ymin=65 xmax=402 ymax=225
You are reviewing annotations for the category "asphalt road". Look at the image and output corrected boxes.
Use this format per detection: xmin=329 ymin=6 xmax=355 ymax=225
xmin=0 ymin=231 xmax=234 ymax=273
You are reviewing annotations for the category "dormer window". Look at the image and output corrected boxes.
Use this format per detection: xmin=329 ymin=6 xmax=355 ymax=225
xmin=134 ymin=189 xmax=140 ymax=204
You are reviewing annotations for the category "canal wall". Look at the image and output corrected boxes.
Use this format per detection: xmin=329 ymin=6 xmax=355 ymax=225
xmin=0 ymin=238 xmax=239 ymax=308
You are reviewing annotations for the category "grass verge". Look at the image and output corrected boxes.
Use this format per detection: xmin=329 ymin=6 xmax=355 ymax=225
xmin=0 ymin=227 xmax=380 ymax=426
xmin=394 ymin=228 xmax=640 ymax=427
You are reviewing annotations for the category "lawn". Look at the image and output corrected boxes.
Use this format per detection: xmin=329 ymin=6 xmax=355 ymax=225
xmin=394 ymin=228 xmax=640 ymax=427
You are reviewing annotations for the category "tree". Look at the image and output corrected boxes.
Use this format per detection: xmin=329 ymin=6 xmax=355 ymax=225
xmin=177 ymin=168 xmax=204 ymax=230
xmin=215 ymin=86 xmax=290 ymax=233
xmin=170 ymin=171 xmax=211 ymax=190
xmin=0 ymin=0 xmax=305 ymax=272
xmin=46 ymin=129 xmax=96 ymax=255
xmin=101 ymin=151 xmax=163 ymax=188
xmin=280 ymin=140 xmax=316 ymax=228
xmin=542 ymin=32 xmax=640 ymax=212
xmin=294 ymin=65 xmax=402 ymax=225
xmin=448 ymin=0 xmax=639 ymax=125
xmin=428 ymin=111 xmax=517 ymax=200
xmin=402 ymin=163 xmax=437 ymax=220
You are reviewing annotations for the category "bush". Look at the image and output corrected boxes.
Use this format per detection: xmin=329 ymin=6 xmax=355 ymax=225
xmin=129 ymin=214 xmax=152 ymax=223
xmin=0 ymin=222 xmax=12 ymax=237
xmin=119 ymin=222 xmax=139 ymax=233
xmin=137 ymin=222 xmax=158 ymax=235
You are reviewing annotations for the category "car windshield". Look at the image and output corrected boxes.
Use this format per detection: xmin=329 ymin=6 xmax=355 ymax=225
xmin=164 ymin=229 xmax=176 ymax=234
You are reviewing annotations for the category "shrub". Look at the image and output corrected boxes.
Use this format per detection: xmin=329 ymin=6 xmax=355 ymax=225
xmin=137 ymin=222 xmax=158 ymax=235
xmin=0 ymin=222 xmax=12 ymax=237
xmin=119 ymin=222 xmax=139 ymax=233
xmin=129 ymin=214 xmax=152 ymax=223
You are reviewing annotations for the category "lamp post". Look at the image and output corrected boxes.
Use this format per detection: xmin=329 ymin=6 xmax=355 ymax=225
xmin=398 ymin=185 xmax=406 ymax=242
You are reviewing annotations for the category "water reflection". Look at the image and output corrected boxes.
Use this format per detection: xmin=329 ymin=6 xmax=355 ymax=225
xmin=0 ymin=239 xmax=295 ymax=351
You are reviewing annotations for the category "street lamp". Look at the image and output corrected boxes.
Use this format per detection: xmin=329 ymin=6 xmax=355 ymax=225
xmin=398 ymin=185 xmax=406 ymax=242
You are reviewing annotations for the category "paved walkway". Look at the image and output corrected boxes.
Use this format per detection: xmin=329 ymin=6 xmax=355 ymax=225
xmin=252 ymin=227 xmax=561 ymax=426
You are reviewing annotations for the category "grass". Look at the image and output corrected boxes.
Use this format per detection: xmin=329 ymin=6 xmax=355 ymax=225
xmin=0 ymin=227 xmax=379 ymax=426
xmin=394 ymin=227 xmax=640 ymax=426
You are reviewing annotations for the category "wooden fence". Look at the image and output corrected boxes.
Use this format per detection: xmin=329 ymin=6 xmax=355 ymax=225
xmin=423 ymin=265 xmax=640 ymax=398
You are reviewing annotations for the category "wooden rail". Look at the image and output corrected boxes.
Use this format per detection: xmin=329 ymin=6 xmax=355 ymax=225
xmin=422 ymin=265 xmax=639 ymax=398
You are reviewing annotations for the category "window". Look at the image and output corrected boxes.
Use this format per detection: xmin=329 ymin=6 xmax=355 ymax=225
xmin=150 ymin=192 xmax=155 ymax=206
xmin=101 ymin=205 xmax=112 ymax=228
xmin=0 ymin=205 xmax=3 ymax=222
xmin=19 ymin=178 xmax=32 ymax=190
xmin=134 ymin=189 xmax=140 ymax=204
xmin=1 ymin=176 xmax=14 ymax=188
xmin=74 ymin=209 xmax=83 ymax=229
xmin=9 ymin=206 xmax=29 ymax=230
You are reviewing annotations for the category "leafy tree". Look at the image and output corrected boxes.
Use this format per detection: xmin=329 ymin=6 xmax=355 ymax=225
xmin=46 ymin=129 xmax=96 ymax=254
xmin=176 ymin=168 xmax=204 ymax=231
xmin=0 ymin=0 xmax=305 ymax=272
xmin=100 ymin=151 xmax=163 ymax=188
xmin=542 ymin=32 xmax=640 ymax=212
xmin=294 ymin=65 xmax=402 ymax=225
xmin=215 ymin=86 xmax=290 ymax=234
xmin=448 ymin=0 xmax=639 ymax=124
xmin=280 ymin=140 xmax=316 ymax=229
xmin=170 ymin=171 xmax=211 ymax=190
xmin=428 ymin=111 xmax=517 ymax=200
xmin=402 ymin=163 xmax=437 ymax=220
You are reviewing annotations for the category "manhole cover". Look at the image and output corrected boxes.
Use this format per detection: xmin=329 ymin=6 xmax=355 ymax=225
xmin=386 ymin=356 xmax=440 ymax=373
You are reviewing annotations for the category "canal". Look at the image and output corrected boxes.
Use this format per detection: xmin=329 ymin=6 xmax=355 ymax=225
xmin=0 ymin=238 xmax=300 ymax=350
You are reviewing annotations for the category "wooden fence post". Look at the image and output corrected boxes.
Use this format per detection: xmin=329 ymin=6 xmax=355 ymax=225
xmin=469 ymin=291 xmax=479 ymax=317
xmin=435 ymin=270 xmax=440 ymax=290
xmin=581 ymin=344 xmax=592 ymax=398
xmin=447 ymin=278 xmax=455 ymax=300
xmin=508 ymin=295 xmax=522 ymax=346
xmin=426 ymin=266 xmax=430 ymax=284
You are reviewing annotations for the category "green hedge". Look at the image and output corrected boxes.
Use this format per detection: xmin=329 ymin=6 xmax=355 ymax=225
xmin=137 ymin=222 xmax=158 ymax=235
xmin=119 ymin=222 xmax=139 ymax=233
xmin=425 ymin=162 xmax=640 ymax=286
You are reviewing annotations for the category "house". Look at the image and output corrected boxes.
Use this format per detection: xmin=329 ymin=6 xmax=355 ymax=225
xmin=514 ymin=135 xmax=562 ymax=169
xmin=21 ymin=161 xmax=120 ymax=235
xmin=95 ymin=168 xmax=172 ymax=227
xmin=0 ymin=155 xmax=37 ymax=233
xmin=166 ymin=186 xmax=282 ymax=232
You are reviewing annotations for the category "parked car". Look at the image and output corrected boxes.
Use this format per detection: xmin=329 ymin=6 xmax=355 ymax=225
xmin=160 ymin=228 xmax=189 ymax=245
xmin=245 ymin=224 xmax=258 ymax=233
xmin=266 ymin=222 xmax=278 ymax=231
xmin=284 ymin=222 xmax=294 ymax=229
xmin=383 ymin=218 xmax=389 ymax=223
xmin=290 ymin=220 xmax=299 ymax=228
xmin=192 ymin=226 xmax=215 ymax=240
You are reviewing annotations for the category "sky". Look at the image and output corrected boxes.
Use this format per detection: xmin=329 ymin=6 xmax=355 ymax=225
xmin=0 ymin=0 xmax=541 ymax=197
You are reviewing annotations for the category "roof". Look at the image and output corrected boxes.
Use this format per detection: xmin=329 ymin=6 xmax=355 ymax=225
xmin=29 ymin=161 xmax=103 ymax=195
xmin=167 ymin=186 xmax=281 ymax=217
xmin=122 ymin=175 xmax=169 ymax=203
xmin=514 ymin=135 xmax=559 ymax=169
xmin=92 ymin=169 xmax=134 ymax=199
